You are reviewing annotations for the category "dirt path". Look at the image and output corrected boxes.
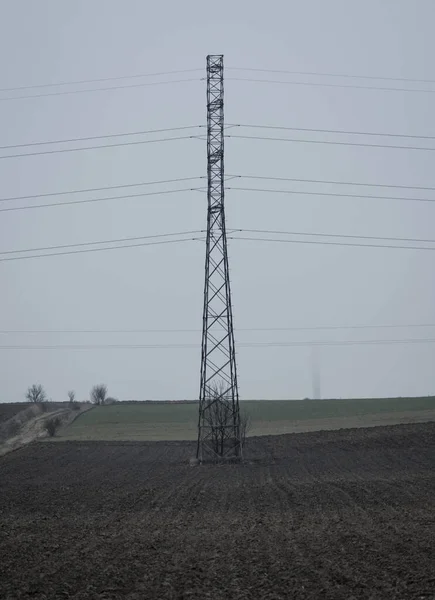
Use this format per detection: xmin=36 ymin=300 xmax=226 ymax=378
xmin=0 ymin=405 xmax=92 ymax=457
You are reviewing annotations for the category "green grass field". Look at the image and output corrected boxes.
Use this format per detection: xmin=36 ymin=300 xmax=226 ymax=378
xmin=55 ymin=397 xmax=435 ymax=441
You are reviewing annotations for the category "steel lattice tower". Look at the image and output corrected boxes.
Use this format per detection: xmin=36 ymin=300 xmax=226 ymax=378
xmin=196 ymin=55 xmax=241 ymax=461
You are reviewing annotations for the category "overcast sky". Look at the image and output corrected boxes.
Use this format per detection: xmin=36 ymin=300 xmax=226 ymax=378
xmin=1 ymin=0 xmax=434 ymax=402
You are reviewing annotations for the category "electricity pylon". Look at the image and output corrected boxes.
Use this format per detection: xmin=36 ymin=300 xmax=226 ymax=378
xmin=196 ymin=55 xmax=241 ymax=461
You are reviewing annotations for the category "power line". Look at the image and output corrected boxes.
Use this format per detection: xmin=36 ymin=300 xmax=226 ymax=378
xmin=0 ymin=338 xmax=434 ymax=349
xmin=1 ymin=323 xmax=434 ymax=334
xmin=0 ymin=186 xmax=205 ymax=213
xmin=3 ymin=65 xmax=430 ymax=95
xmin=227 ymin=76 xmax=435 ymax=95
xmin=0 ymin=77 xmax=203 ymax=102
xmin=5 ymin=123 xmax=431 ymax=154
xmin=0 ymin=134 xmax=201 ymax=161
xmin=243 ymin=339 xmax=435 ymax=348
xmin=241 ymin=339 xmax=435 ymax=348
xmin=226 ymin=186 xmax=435 ymax=205
xmin=0 ymin=68 xmax=203 ymax=93
xmin=229 ymin=235 xmax=435 ymax=252
xmin=2 ymin=174 xmax=430 ymax=206
xmin=248 ymin=324 xmax=435 ymax=332
xmin=3 ymin=228 xmax=433 ymax=263
xmin=0 ymin=125 xmax=203 ymax=151
xmin=226 ymin=134 xmax=435 ymax=153
xmin=229 ymin=123 xmax=435 ymax=141
xmin=6 ymin=122 xmax=430 ymax=152
xmin=230 ymin=174 xmax=435 ymax=193
xmin=227 ymin=66 xmax=435 ymax=85
xmin=0 ymin=176 xmax=204 ymax=204
xmin=237 ymin=228 xmax=435 ymax=245
xmin=2 ymin=225 xmax=434 ymax=263
xmin=0 ymin=236 xmax=202 ymax=263
xmin=0 ymin=230 xmax=204 ymax=256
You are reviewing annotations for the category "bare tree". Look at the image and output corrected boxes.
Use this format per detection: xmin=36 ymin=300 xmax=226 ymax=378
xmin=67 ymin=390 xmax=75 ymax=403
xmin=240 ymin=410 xmax=251 ymax=448
xmin=25 ymin=384 xmax=47 ymax=404
xmin=206 ymin=381 xmax=249 ymax=457
xmin=208 ymin=381 xmax=231 ymax=456
xmin=90 ymin=384 xmax=108 ymax=406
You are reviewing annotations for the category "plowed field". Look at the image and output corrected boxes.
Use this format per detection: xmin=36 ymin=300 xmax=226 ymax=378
xmin=0 ymin=403 xmax=32 ymax=424
xmin=1 ymin=422 xmax=434 ymax=599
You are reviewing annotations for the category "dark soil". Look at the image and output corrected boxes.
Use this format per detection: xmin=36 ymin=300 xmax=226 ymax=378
xmin=0 ymin=402 xmax=68 ymax=425
xmin=0 ymin=403 xmax=32 ymax=424
xmin=0 ymin=422 xmax=434 ymax=599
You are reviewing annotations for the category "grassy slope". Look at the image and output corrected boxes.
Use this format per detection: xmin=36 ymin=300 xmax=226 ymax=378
xmin=56 ymin=397 xmax=435 ymax=441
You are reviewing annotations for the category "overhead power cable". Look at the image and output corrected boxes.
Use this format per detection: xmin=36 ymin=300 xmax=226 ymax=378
xmin=0 ymin=186 xmax=206 ymax=213
xmin=0 ymin=230 xmax=205 ymax=256
xmin=0 ymin=125 xmax=203 ymax=151
xmin=0 ymin=235 xmax=203 ymax=263
xmin=6 ymin=123 xmax=432 ymax=152
xmin=226 ymin=134 xmax=435 ymax=153
xmin=227 ymin=66 xmax=435 ymax=85
xmin=229 ymin=174 xmax=435 ymax=193
xmin=3 ymin=65 xmax=430 ymax=94
xmin=227 ymin=76 xmax=435 ymax=94
xmin=1 ymin=338 xmax=434 ymax=350
xmin=226 ymin=186 xmax=435 ymax=205
xmin=228 ymin=123 xmax=435 ymax=141
xmin=228 ymin=235 xmax=435 ymax=252
xmin=245 ymin=339 xmax=435 ymax=348
xmin=2 ymin=174 xmax=431 ymax=206
xmin=2 ymin=323 xmax=434 ymax=334
xmin=0 ymin=68 xmax=203 ymax=93
xmin=0 ymin=176 xmax=204 ymax=204
xmin=0 ymin=78 xmax=203 ymax=102
xmin=236 ymin=228 xmax=435 ymax=245
xmin=4 ymin=123 xmax=432 ymax=153
xmin=0 ymin=134 xmax=201 ymax=161
xmin=4 ymin=122 xmax=432 ymax=156
xmin=5 ymin=227 xmax=431 ymax=260
xmin=2 ymin=227 xmax=434 ymax=264
xmin=245 ymin=339 xmax=435 ymax=347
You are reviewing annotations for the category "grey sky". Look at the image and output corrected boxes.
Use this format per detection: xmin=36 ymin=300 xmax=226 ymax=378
xmin=1 ymin=0 xmax=434 ymax=402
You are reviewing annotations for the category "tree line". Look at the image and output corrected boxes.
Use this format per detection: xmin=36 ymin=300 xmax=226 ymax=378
xmin=25 ymin=383 xmax=111 ymax=405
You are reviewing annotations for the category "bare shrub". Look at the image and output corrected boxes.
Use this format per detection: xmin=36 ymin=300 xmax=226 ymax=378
xmin=240 ymin=411 xmax=251 ymax=448
xmin=105 ymin=397 xmax=118 ymax=405
xmin=7 ymin=420 xmax=21 ymax=437
xmin=25 ymin=384 xmax=47 ymax=404
xmin=0 ymin=419 xmax=20 ymax=440
xmin=90 ymin=384 xmax=108 ymax=406
xmin=207 ymin=381 xmax=231 ymax=457
xmin=45 ymin=417 xmax=61 ymax=437
xmin=204 ymin=381 xmax=250 ymax=458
